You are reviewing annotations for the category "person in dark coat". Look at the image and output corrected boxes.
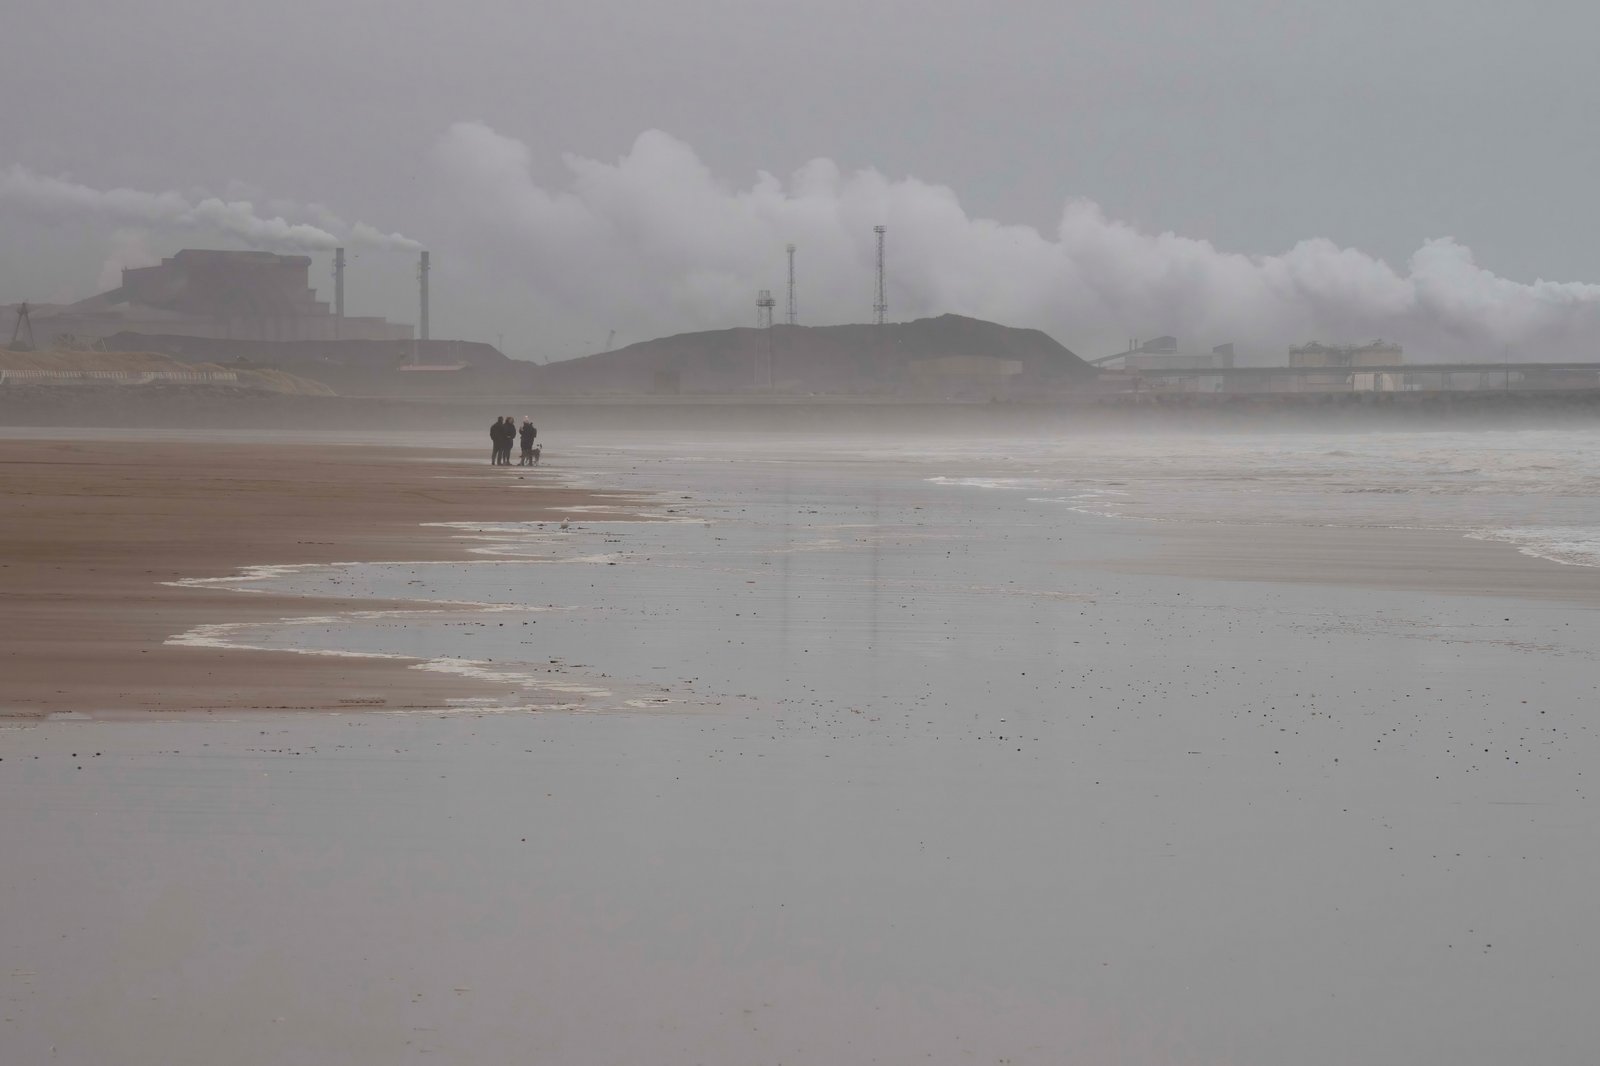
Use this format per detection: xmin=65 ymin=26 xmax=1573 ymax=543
xmin=517 ymin=418 xmax=538 ymax=466
xmin=489 ymin=416 xmax=507 ymax=465
xmin=496 ymin=415 xmax=516 ymax=465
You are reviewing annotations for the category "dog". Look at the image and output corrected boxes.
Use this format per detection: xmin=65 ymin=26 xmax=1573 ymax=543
xmin=530 ymin=443 xmax=542 ymax=465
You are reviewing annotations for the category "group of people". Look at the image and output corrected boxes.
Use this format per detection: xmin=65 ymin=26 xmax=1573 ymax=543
xmin=490 ymin=415 xmax=540 ymax=466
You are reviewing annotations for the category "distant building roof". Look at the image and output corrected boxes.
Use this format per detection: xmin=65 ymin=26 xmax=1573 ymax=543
xmin=29 ymin=249 xmax=412 ymax=344
xmin=396 ymin=363 xmax=470 ymax=372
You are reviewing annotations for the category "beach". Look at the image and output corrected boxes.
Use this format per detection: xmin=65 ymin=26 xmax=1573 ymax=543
xmin=1123 ymin=520 xmax=1600 ymax=602
xmin=3 ymin=427 xmax=1599 ymax=1065
xmin=0 ymin=437 xmax=638 ymax=716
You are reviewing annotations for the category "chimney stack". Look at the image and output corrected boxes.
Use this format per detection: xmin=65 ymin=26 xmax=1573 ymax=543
xmin=418 ymin=250 xmax=430 ymax=345
xmin=333 ymin=248 xmax=345 ymax=339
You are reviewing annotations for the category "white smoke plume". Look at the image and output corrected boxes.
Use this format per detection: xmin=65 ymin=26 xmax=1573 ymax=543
xmin=0 ymin=165 xmax=423 ymax=254
xmin=95 ymin=228 xmax=160 ymax=291
xmin=433 ymin=121 xmax=1600 ymax=360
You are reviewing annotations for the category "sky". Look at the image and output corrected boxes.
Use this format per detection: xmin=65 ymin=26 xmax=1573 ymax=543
xmin=3 ymin=0 xmax=1599 ymax=362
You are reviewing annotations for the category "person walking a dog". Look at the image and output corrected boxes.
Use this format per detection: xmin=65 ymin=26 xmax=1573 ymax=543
xmin=517 ymin=417 xmax=538 ymax=466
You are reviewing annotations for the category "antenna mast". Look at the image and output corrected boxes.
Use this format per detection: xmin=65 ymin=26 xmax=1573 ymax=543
xmin=756 ymin=289 xmax=777 ymax=390
xmin=786 ymin=243 xmax=797 ymax=325
xmin=9 ymin=302 xmax=35 ymax=351
xmin=873 ymin=225 xmax=887 ymax=325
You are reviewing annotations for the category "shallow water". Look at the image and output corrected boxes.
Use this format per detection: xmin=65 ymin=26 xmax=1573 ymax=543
xmin=5 ymin=428 xmax=1600 ymax=1064
xmin=183 ymin=427 xmax=1600 ymax=707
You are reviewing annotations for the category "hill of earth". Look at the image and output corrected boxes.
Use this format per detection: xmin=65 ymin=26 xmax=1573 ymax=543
xmin=530 ymin=315 xmax=1093 ymax=397
xmin=77 ymin=316 xmax=1093 ymax=399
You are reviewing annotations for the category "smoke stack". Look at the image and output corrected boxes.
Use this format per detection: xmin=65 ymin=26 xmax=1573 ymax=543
xmin=873 ymin=225 xmax=887 ymax=326
xmin=418 ymin=250 xmax=430 ymax=345
xmin=786 ymin=243 xmax=796 ymax=326
xmin=333 ymin=248 xmax=345 ymax=339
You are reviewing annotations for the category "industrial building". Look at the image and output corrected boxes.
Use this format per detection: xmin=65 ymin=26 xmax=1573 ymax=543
xmin=1094 ymin=337 xmax=1237 ymax=371
xmin=1111 ymin=337 xmax=1600 ymax=394
xmin=13 ymin=249 xmax=412 ymax=348
xmin=1105 ymin=338 xmax=1409 ymax=393
xmin=1287 ymin=340 xmax=1405 ymax=392
xmin=1286 ymin=340 xmax=1403 ymax=368
xmin=1129 ymin=340 xmax=1600 ymax=395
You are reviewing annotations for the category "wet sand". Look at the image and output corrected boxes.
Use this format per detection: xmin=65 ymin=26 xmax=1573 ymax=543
xmin=4 ymin=433 xmax=1600 ymax=1065
xmin=0 ymin=438 xmax=638 ymax=716
xmin=1118 ymin=520 xmax=1600 ymax=603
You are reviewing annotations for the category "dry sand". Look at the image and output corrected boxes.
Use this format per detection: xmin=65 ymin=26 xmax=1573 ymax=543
xmin=0 ymin=438 xmax=638 ymax=716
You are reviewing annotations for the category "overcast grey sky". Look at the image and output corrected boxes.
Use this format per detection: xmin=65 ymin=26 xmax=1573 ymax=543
xmin=4 ymin=0 xmax=1599 ymax=361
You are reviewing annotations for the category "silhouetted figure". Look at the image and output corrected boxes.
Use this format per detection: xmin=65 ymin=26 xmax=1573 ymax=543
xmin=495 ymin=415 xmax=516 ymax=465
xmin=518 ymin=418 xmax=538 ymax=466
xmin=490 ymin=416 xmax=507 ymax=465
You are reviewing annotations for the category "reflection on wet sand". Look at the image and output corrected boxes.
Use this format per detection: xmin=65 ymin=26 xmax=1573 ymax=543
xmin=4 ymin=429 xmax=1600 ymax=1065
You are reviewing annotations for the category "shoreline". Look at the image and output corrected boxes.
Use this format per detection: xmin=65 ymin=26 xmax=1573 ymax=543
xmin=0 ymin=437 xmax=646 ymax=718
xmin=1111 ymin=517 xmax=1600 ymax=604
xmin=6 ymin=384 xmax=1600 ymax=434
xmin=9 ymin=430 xmax=1597 ymax=719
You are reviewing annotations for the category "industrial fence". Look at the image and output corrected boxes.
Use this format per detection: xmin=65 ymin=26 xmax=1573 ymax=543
xmin=0 ymin=369 xmax=240 ymax=386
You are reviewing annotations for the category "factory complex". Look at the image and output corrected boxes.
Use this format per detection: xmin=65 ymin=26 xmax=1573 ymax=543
xmin=10 ymin=250 xmax=413 ymax=348
xmin=6 ymin=242 xmax=1600 ymax=401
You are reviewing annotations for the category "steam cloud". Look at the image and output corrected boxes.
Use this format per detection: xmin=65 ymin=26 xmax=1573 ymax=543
xmin=434 ymin=121 xmax=1600 ymax=360
xmin=0 ymin=165 xmax=422 ymax=254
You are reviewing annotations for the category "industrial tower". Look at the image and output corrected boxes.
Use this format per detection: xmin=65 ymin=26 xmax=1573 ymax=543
xmin=417 ymin=251 xmax=430 ymax=344
xmin=756 ymin=289 xmax=776 ymax=329
xmin=9 ymin=302 xmax=35 ymax=351
xmin=786 ymin=243 xmax=797 ymax=325
xmin=873 ymin=225 xmax=887 ymax=325
xmin=333 ymin=248 xmax=345 ymax=340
